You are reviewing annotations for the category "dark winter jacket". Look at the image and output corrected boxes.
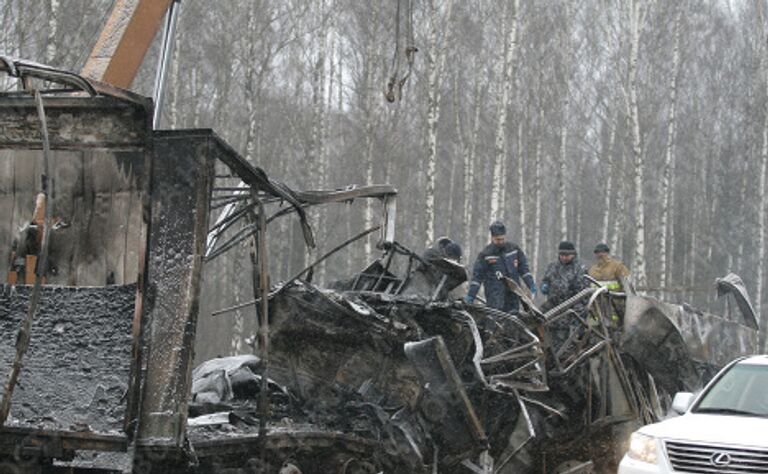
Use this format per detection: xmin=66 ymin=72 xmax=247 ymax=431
xmin=541 ymin=258 xmax=589 ymax=309
xmin=467 ymin=242 xmax=535 ymax=312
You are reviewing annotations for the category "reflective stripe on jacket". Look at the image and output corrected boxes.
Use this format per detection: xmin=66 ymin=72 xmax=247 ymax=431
xmin=593 ymin=279 xmax=622 ymax=290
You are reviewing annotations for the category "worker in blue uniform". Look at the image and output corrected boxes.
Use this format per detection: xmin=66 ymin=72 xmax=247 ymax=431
xmin=464 ymin=221 xmax=536 ymax=313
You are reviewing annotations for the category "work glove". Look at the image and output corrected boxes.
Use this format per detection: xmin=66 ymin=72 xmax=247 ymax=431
xmin=529 ymin=282 xmax=537 ymax=296
xmin=464 ymin=295 xmax=474 ymax=304
xmin=540 ymin=282 xmax=549 ymax=295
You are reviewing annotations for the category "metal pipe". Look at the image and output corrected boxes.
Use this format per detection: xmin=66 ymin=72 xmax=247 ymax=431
xmin=152 ymin=0 xmax=181 ymax=129
xmin=255 ymin=196 xmax=270 ymax=461
xmin=0 ymin=90 xmax=53 ymax=424
xmin=204 ymin=223 xmax=258 ymax=262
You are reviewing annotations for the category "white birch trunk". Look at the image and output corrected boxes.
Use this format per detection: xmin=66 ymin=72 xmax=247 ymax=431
xmin=706 ymin=174 xmax=717 ymax=300
xmin=517 ymin=121 xmax=526 ymax=247
xmin=16 ymin=0 xmax=25 ymax=59
xmin=500 ymin=138 xmax=507 ymax=221
xmin=46 ymin=0 xmax=58 ymax=63
xmin=338 ymin=35 xmax=344 ymax=135
xmin=448 ymin=71 xmax=465 ymax=236
xmin=558 ymin=5 xmax=571 ymax=242
xmin=758 ymin=40 xmax=768 ymax=350
xmin=736 ymin=167 xmax=748 ymax=275
xmin=559 ymin=103 xmax=569 ymax=241
xmin=447 ymin=155 xmax=457 ymax=233
xmin=424 ymin=0 xmax=440 ymax=245
xmin=311 ymin=0 xmax=327 ymax=187
xmin=601 ymin=114 xmax=618 ymax=244
xmin=629 ymin=0 xmax=647 ymax=288
xmin=363 ymin=11 xmax=377 ymax=260
xmin=230 ymin=254 xmax=243 ymax=355
xmin=610 ymin=129 xmax=626 ymax=257
xmin=659 ymin=5 xmax=682 ymax=292
xmin=424 ymin=0 xmax=455 ymax=246
xmin=232 ymin=5 xmax=264 ymax=353
xmin=533 ymin=106 xmax=543 ymax=274
xmin=668 ymin=168 xmax=676 ymax=282
xmin=688 ymin=206 xmax=697 ymax=288
xmin=462 ymin=66 xmax=484 ymax=259
xmin=575 ymin=164 xmax=582 ymax=245
xmin=311 ymin=0 xmax=328 ymax=280
xmin=244 ymin=7 xmax=260 ymax=161
xmin=491 ymin=0 xmax=520 ymax=221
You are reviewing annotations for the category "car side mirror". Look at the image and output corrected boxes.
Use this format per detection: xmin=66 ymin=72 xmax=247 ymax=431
xmin=671 ymin=392 xmax=694 ymax=415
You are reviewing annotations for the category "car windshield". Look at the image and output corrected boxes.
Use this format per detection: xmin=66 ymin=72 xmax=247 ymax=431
xmin=694 ymin=363 xmax=768 ymax=417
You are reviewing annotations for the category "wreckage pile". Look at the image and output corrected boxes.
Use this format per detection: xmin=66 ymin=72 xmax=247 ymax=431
xmin=0 ymin=208 xmax=756 ymax=473
xmin=187 ymin=243 xmax=760 ymax=473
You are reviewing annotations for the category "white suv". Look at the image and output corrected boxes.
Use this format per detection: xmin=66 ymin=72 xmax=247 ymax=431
xmin=618 ymin=355 xmax=768 ymax=473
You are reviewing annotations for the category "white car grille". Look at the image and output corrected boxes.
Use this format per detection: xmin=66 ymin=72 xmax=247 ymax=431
xmin=665 ymin=441 xmax=768 ymax=473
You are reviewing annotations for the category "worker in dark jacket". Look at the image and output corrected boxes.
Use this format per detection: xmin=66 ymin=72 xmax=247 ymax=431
xmin=465 ymin=221 xmax=536 ymax=312
xmin=422 ymin=236 xmax=462 ymax=262
xmin=540 ymin=241 xmax=589 ymax=312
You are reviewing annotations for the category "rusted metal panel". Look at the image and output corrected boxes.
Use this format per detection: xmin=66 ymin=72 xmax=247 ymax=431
xmin=0 ymin=97 xmax=150 ymax=151
xmin=134 ymin=133 xmax=215 ymax=447
xmin=81 ymin=0 xmax=176 ymax=89
xmin=404 ymin=336 xmax=487 ymax=455
xmin=621 ymin=294 xmax=758 ymax=394
xmin=0 ymin=426 xmax=128 ymax=455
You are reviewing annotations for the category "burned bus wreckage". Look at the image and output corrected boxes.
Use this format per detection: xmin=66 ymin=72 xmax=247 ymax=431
xmin=0 ymin=59 xmax=760 ymax=474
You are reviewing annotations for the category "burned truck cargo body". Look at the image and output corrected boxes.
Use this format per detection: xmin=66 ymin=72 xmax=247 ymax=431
xmin=0 ymin=59 xmax=760 ymax=473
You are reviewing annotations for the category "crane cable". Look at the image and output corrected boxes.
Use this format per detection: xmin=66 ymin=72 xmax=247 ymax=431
xmin=385 ymin=0 xmax=417 ymax=103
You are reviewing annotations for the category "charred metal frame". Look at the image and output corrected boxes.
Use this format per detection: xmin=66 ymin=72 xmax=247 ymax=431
xmin=0 ymin=58 xmax=400 ymax=470
xmin=0 ymin=58 xmax=154 ymax=461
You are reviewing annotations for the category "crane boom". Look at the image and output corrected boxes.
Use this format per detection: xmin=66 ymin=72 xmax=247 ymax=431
xmin=81 ymin=0 xmax=175 ymax=89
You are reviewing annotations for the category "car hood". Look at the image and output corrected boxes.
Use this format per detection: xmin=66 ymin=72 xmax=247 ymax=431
xmin=640 ymin=413 xmax=768 ymax=449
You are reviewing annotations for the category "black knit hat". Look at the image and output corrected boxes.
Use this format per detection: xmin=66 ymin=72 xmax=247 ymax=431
xmin=489 ymin=221 xmax=506 ymax=236
xmin=594 ymin=243 xmax=610 ymax=254
xmin=558 ymin=241 xmax=577 ymax=255
xmin=444 ymin=242 xmax=462 ymax=260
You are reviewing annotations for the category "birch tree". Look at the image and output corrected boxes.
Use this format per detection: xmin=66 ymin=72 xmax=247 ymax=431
xmin=244 ymin=5 xmax=264 ymax=161
xmin=516 ymin=120 xmax=527 ymax=247
xmin=361 ymin=5 xmax=378 ymax=260
xmin=310 ymin=0 xmax=328 ymax=188
xmin=310 ymin=0 xmax=329 ymax=280
xmin=628 ymin=0 xmax=649 ymax=288
xmin=601 ymin=114 xmax=617 ymax=244
xmin=658 ymin=3 xmax=682 ymax=292
xmin=758 ymin=20 xmax=768 ymax=350
xmin=45 ymin=0 xmax=58 ymax=63
xmin=243 ymin=2 xmax=305 ymax=162
xmin=532 ymin=104 xmax=544 ymax=274
xmin=423 ymin=0 xmax=455 ymax=245
xmin=490 ymin=0 xmax=520 ymax=221
xmin=558 ymin=3 xmax=571 ymax=241
xmin=610 ymin=124 xmax=626 ymax=257
xmin=455 ymin=57 xmax=486 ymax=260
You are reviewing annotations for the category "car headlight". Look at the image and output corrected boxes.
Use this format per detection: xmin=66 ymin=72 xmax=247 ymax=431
xmin=627 ymin=432 xmax=658 ymax=464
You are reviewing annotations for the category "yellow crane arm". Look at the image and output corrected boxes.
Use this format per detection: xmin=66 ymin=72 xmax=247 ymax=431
xmin=80 ymin=0 xmax=175 ymax=89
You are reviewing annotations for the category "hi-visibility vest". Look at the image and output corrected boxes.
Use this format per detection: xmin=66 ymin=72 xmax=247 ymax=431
xmin=594 ymin=279 xmax=622 ymax=291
